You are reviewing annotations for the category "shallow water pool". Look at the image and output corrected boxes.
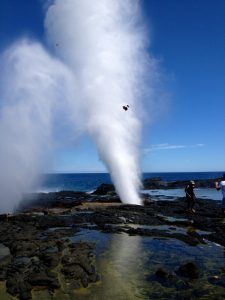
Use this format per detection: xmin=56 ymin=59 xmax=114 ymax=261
xmin=67 ymin=229 xmax=225 ymax=300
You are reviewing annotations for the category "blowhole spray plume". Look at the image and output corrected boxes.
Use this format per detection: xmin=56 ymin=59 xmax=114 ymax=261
xmin=45 ymin=0 xmax=150 ymax=205
xmin=0 ymin=0 xmax=159 ymax=212
xmin=0 ymin=40 xmax=77 ymax=212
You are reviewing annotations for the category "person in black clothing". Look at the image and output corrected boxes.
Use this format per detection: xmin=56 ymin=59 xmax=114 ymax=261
xmin=185 ymin=181 xmax=196 ymax=213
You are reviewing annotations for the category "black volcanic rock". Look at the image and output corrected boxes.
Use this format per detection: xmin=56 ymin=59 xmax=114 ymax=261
xmin=92 ymin=183 xmax=115 ymax=195
xmin=28 ymin=271 xmax=60 ymax=289
xmin=19 ymin=191 xmax=87 ymax=210
xmin=143 ymin=177 xmax=218 ymax=189
xmin=155 ymin=267 xmax=169 ymax=279
xmin=178 ymin=262 xmax=199 ymax=279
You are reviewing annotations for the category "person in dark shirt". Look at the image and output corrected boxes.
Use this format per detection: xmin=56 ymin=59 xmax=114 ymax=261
xmin=215 ymin=173 xmax=225 ymax=215
xmin=185 ymin=181 xmax=196 ymax=213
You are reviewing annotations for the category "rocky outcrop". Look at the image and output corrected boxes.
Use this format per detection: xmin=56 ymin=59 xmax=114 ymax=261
xmin=143 ymin=177 xmax=218 ymax=189
xmin=178 ymin=262 xmax=199 ymax=279
xmin=0 ymin=216 xmax=100 ymax=299
xmin=92 ymin=183 xmax=115 ymax=195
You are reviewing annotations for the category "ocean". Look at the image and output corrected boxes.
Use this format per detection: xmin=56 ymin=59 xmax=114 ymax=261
xmin=36 ymin=171 xmax=224 ymax=201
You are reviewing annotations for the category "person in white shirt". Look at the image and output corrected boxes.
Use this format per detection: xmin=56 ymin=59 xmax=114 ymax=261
xmin=215 ymin=173 xmax=225 ymax=215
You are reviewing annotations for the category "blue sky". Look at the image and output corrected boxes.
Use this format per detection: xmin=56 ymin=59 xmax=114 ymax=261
xmin=0 ymin=0 xmax=224 ymax=173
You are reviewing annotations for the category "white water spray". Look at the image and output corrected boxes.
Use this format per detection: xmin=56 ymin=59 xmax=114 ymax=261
xmin=0 ymin=0 xmax=158 ymax=212
xmin=45 ymin=0 xmax=150 ymax=205
xmin=0 ymin=40 xmax=76 ymax=212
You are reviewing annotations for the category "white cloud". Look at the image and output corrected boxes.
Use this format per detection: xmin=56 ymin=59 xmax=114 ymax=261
xmin=144 ymin=143 xmax=204 ymax=153
xmin=192 ymin=143 xmax=204 ymax=148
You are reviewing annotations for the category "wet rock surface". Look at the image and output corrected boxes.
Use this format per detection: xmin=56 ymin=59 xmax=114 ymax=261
xmin=0 ymin=211 xmax=99 ymax=298
xmin=0 ymin=189 xmax=225 ymax=299
xmin=178 ymin=262 xmax=200 ymax=279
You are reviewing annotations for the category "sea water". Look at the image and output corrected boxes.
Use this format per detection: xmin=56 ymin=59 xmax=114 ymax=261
xmin=36 ymin=172 xmax=224 ymax=201
xmin=145 ymin=188 xmax=222 ymax=201
xmin=33 ymin=229 xmax=225 ymax=299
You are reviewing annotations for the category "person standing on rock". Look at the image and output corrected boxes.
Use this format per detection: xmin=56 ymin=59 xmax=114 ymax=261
xmin=215 ymin=174 xmax=225 ymax=215
xmin=185 ymin=181 xmax=196 ymax=213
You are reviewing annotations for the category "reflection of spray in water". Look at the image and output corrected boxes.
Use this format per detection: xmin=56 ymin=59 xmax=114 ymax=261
xmin=0 ymin=0 xmax=157 ymax=212
xmin=45 ymin=0 xmax=150 ymax=205
xmin=93 ymin=233 xmax=144 ymax=299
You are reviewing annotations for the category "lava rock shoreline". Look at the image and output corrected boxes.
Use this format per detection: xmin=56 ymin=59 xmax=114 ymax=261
xmin=143 ymin=177 xmax=219 ymax=189
xmin=0 ymin=189 xmax=225 ymax=299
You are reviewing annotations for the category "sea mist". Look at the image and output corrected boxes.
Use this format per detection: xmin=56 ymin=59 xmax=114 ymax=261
xmin=0 ymin=41 xmax=76 ymax=213
xmin=0 ymin=0 xmax=156 ymax=212
xmin=45 ymin=0 xmax=149 ymax=205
